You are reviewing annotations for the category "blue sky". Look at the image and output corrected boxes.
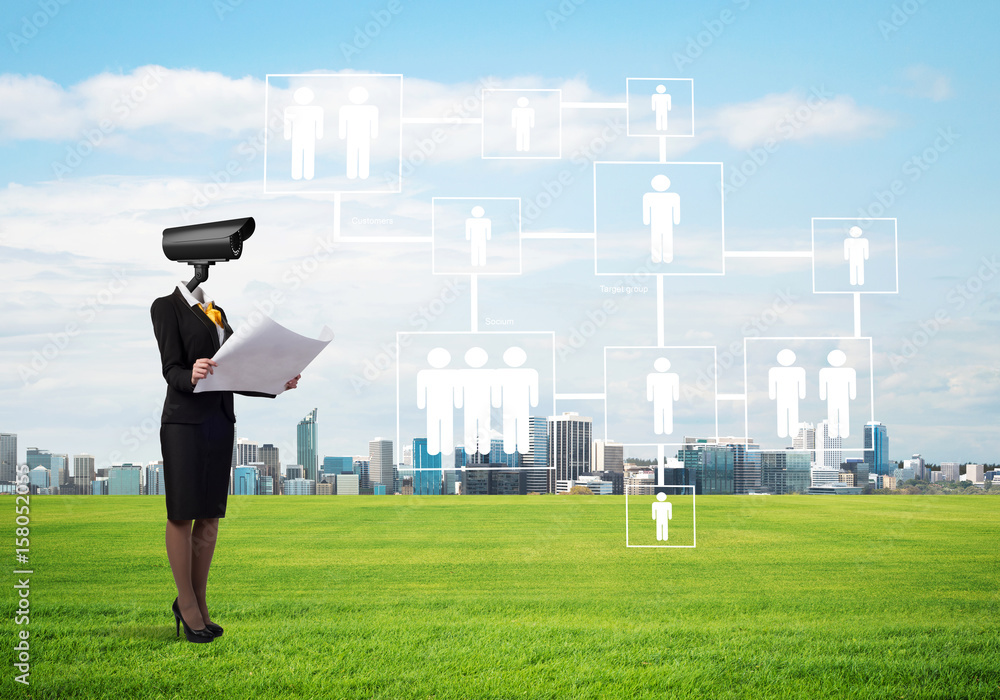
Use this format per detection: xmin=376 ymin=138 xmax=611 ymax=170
xmin=1 ymin=0 xmax=997 ymax=468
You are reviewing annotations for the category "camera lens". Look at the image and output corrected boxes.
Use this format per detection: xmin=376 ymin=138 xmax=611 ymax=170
xmin=230 ymin=233 xmax=242 ymax=257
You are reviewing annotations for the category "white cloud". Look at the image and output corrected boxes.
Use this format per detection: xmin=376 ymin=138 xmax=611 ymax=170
xmin=901 ymin=64 xmax=953 ymax=102
xmin=704 ymin=90 xmax=895 ymax=149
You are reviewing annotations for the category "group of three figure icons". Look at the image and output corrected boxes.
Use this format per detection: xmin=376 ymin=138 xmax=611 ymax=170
xmin=769 ymin=349 xmax=856 ymax=439
xmin=416 ymin=346 xmax=539 ymax=457
xmin=283 ymin=85 xmax=379 ymax=181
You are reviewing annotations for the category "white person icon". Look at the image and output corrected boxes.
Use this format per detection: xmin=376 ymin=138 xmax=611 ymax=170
xmin=416 ymin=348 xmax=459 ymax=456
xmin=491 ymin=347 xmax=538 ymax=455
xmin=651 ymin=84 xmax=672 ymax=131
xmin=457 ymin=347 xmax=493 ymax=456
xmin=844 ymin=225 xmax=870 ymax=286
xmin=818 ymin=349 xmax=856 ymax=438
xmin=465 ymin=206 xmax=492 ymax=267
xmin=643 ymin=175 xmax=681 ymax=264
xmin=652 ymin=492 xmax=672 ymax=541
xmin=339 ymin=86 xmax=379 ymax=179
xmin=511 ymin=97 xmax=535 ymax=152
xmin=284 ymin=87 xmax=324 ymax=181
xmin=768 ymin=349 xmax=806 ymax=439
xmin=646 ymin=357 xmax=680 ymax=436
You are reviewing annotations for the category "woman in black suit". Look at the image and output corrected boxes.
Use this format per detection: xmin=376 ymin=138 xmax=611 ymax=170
xmin=151 ymin=282 xmax=299 ymax=643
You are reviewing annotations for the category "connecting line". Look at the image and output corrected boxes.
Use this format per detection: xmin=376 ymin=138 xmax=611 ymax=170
xmin=554 ymin=393 xmax=605 ymax=400
xmin=401 ymin=117 xmax=482 ymax=124
xmin=332 ymin=192 xmax=433 ymax=244
xmin=657 ymin=444 xmax=665 ymax=485
xmin=521 ymin=232 xmax=596 ymax=240
xmin=717 ymin=394 xmax=746 ymax=401
xmin=470 ymin=274 xmax=478 ymax=332
xmin=657 ymin=274 xmax=665 ymax=347
xmin=659 ymin=136 xmax=667 ymax=163
xmin=854 ymin=292 xmax=862 ymax=338
xmin=724 ymin=251 xmax=813 ymax=258
xmin=561 ymin=102 xmax=628 ymax=109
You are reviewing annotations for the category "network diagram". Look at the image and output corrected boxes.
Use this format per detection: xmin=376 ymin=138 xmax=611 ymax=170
xmin=263 ymin=73 xmax=899 ymax=547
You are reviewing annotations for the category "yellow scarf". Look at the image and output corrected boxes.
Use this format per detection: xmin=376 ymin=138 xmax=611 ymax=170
xmin=199 ymin=301 xmax=224 ymax=328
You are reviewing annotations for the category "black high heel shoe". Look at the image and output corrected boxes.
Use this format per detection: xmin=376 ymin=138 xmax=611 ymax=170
xmin=205 ymin=621 xmax=224 ymax=638
xmin=172 ymin=598 xmax=213 ymax=643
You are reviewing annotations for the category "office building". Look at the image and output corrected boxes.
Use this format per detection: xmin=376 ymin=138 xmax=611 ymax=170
xmin=593 ymin=440 xmax=624 ymax=473
xmin=412 ymin=438 xmax=443 ymax=495
xmin=260 ymin=444 xmax=280 ymax=471
xmin=489 ymin=439 xmax=521 ymax=469
xmin=463 ymin=467 xmax=527 ymax=495
xmin=807 ymin=483 xmax=863 ymax=495
xmin=369 ymin=438 xmax=394 ymax=494
xmin=556 ymin=475 xmax=614 ymax=495
xmin=585 ymin=470 xmax=624 ymax=495
xmin=145 ymin=462 xmax=165 ymax=495
xmin=323 ymin=456 xmax=354 ymax=475
xmin=0 ymin=433 xmax=16 ymax=483
xmin=893 ymin=465 xmax=915 ymax=483
xmin=810 ymin=467 xmax=840 ymax=488
xmin=316 ymin=478 xmax=335 ymax=495
xmin=522 ymin=416 xmax=550 ymax=494
xmin=939 ymin=462 xmax=960 ymax=482
xmin=817 ymin=421 xmax=842 ymax=469
xmin=108 ymin=466 xmax=142 ymax=495
xmin=678 ymin=442 xmax=734 ymax=495
xmin=233 ymin=466 xmax=259 ymax=495
xmin=966 ymin=464 xmax=985 ymax=484
xmin=760 ymin=450 xmax=812 ymax=494
xmin=353 ymin=459 xmax=370 ymax=489
xmin=285 ymin=465 xmax=304 ymax=480
xmin=624 ymin=469 xmax=657 ymax=495
xmin=863 ymin=422 xmax=890 ymax=475
xmin=297 ymin=408 xmax=319 ymax=482
xmin=336 ymin=473 xmax=360 ymax=495
xmin=92 ymin=478 xmax=108 ymax=495
xmin=27 ymin=447 xmax=60 ymax=471
xmin=73 ymin=454 xmax=95 ymax=492
xmin=284 ymin=478 xmax=316 ymax=495
xmin=840 ymin=458 xmax=869 ymax=490
xmin=29 ymin=466 xmax=50 ymax=492
xmin=548 ymin=413 xmax=591 ymax=492
xmin=902 ymin=454 xmax=926 ymax=481
xmin=236 ymin=438 xmax=258 ymax=466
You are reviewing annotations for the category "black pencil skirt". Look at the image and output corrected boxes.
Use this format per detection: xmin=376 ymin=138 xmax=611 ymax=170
xmin=160 ymin=412 xmax=235 ymax=520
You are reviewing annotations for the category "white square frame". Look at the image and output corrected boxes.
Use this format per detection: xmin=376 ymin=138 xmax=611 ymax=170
xmin=811 ymin=217 xmax=899 ymax=294
xmin=431 ymin=197 xmax=523 ymax=276
xmin=481 ymin=88 xmax=562 ymax=160
xmin=625 ymin=77 xmax=695 ymax=138
xmin=626 ymin=484 xmax=696 ymax=548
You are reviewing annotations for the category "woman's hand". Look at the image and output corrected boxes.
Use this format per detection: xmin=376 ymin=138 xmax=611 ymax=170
xmin=191 ymin=358 xmax=218 ymax=386
xmin=285 ymin=374 xmax=301 ymax=391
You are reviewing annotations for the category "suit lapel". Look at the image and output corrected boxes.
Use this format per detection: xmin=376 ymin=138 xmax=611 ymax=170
xmin=172 ymin=287 xmax=222 ymax=352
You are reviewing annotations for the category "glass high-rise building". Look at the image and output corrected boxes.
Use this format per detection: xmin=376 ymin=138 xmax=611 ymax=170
xmin=145 ymin=462 xmax=165 ymax=495
xmin=233 ymin=466 xmax=259 ymax=495
xmin=488 ymin=439 xmax=520 ymax=468
xmin=236 ymin=438 xmax=259 ymax=467
xmin=368 ymin=438 xmax=394 ymax=493
xmin=411 ymin=438 xmax=443 ymax=495
xmin=863 ymin=422 xmax=890 ymax=475
xmin=677 ymin=443 xmax=734 ymax=494
xmin=323 ymin=456 xmax=354 ymax=475
xmin=818 ymin=420 xmax=842 ymax=468
xmin=353 ymin=459 xmax=370 ymax=488
xmin=523 ymin=416 xmax=550 ymax=494
xmin=108 ymin=466 xmax=142 ymax=495
xmin=297 ymin=409 xmax=319 ymax=482
xmin=761 ymin=450 xmax=812 ymax=494
xmin=1 ymin=433 xmax=18 ymax=483
xmin=547 ymin=413 xmax=591 ymax=493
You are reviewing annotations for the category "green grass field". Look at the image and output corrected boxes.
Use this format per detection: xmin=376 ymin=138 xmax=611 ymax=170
xmin=4 ymin=495 xmax=999 ymax=699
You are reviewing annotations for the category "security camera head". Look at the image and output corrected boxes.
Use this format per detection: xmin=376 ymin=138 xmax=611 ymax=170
xmin=161 ymin=217 xmax=255 ymax=291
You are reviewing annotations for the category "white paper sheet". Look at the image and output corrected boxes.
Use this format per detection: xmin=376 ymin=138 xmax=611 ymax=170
xmin=193 ymin=315 xmax=333 ymax=395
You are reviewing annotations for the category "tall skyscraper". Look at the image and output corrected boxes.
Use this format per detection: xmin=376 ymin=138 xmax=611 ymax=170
xmin=793 ymin=423 xmax=816 ymax=461
xmin=412 ymin=438 xmax=443 ymax=495
xmin=145 ymin=462 xmax=165 ymax=495
xmin=297 ymin=408 xmax=319 ymax=482
xmin=488 ymin=439 xmax=521 ymax=468
xmin=547 ymin=413 xmax=592 ymax=492
xmin=74 ymin=454 xmax=95 ymax=493
xmin=818 ymin=420 xmax=842 ymax=468
xmin=353 ymin=459 xmax=370 ymax=489
xmin=0 ymin=433 xmax=16 ymax=483
xmin=368 ymin=438 xmax=393 ymax=493
xmin=863 ymin=422 xmax=890 ymax=475
xmin=523 ymin=416 xmax=550 ymax=494
xmin=260 ymin=444 xmax=280 ymax=471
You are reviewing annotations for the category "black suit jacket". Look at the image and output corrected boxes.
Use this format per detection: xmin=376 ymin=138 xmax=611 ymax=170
xmin=151 ymin=287 xmax=273 ymax=425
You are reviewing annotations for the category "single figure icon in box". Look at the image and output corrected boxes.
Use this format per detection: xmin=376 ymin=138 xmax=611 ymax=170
xmin=818 ymin=349 xmax=856 ymax=438
xmin=652 ymin=84 xmax=672 ymax=131
xmin=844 ymin=225 xmax=869 ymax=286
xmin=511 ymin=97 xmax=535 ymax=152
xmin=465 ymin=206 xmax=492 ymax=267
xmin=647 ymin=357 xmax=680 ymax=436
xmin=769 ymin=349 xmax=806 ymax=439
xmin=643 ymin=175 xmax=681 ymax=264
xmin=284 ymin=87 xmax=324 ymax=181
xmin=339 ymin=86 xmax=379 ymax=179
xmin=652 ymin=492 xmax=673 ymax=541
xmin=492 ymin=347 xmax=538 ymax=455
xmin=416 ymin=348 xmax=459 ymax=457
